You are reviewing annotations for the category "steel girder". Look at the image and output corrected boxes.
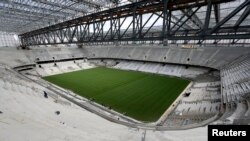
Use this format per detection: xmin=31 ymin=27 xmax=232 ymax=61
xmin=19 ymin=0 xmax=250 ymax=46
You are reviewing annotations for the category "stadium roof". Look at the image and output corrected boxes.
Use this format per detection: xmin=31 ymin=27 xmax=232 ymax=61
xmin=0 ymin=0 xmax=249 ymax=35
xmin=0 ymin=0 xmax=129 ymax=33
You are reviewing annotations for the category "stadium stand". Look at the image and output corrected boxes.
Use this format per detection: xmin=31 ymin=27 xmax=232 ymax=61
xmin=0 ymin=45 xmax=250 ymax=130
xmin=221 ymin=55 xmax=250 ymax=103
xmin=85 ymin=46 xmax=250 ymax=69
xmin=112 ymin=61 xmax=208 ymax=78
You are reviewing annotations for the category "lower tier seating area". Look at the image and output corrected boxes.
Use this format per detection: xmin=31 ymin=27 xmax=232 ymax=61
xmin=112 ymin=61 xmax=209 ymax=79
xmin=163 ymin=81 xmax=221 ymax=127
xmin=221 ymin=55 xmax=250 ymax=103
xmin=0 ymin=65 xmax=67 ymax=103
xmin=214 ymin=54 xmax=250 ymax=125
xmin=26 ymin=60 xmax=95 ymax=77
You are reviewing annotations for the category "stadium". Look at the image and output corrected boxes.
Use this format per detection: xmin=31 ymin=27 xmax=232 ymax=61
xmin=0 ymin=0 xmax=250 ymax=140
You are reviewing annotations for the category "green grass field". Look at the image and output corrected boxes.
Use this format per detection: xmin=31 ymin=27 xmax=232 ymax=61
xmin=43 ymin=67 xmax=190 ymax=122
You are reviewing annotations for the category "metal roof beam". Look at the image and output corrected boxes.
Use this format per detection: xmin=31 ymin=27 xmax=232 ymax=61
xmin=33 ymin=0 xmax=89 ymax=13
xmin=209 ymin=0 xmax=250 ymax=34
xmin=181 ymin=9 xmax=204 ymax=29
xmin=202 ymin=0 xmax=212 ymax=35
xmin=213 ymin=4 xmax=220 ymax=23
xmin=70 ymin=0 xmax=105 ymax=8
xmin=234 ymin=4 xmax=250 ymax=28
xmin=171 ymin=15 xmax=193 ymax=29
xmin=155 ymin=12 xmax=193 ymax=30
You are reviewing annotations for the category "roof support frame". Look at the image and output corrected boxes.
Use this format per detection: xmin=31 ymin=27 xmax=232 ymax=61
xmin=18 ymin=0 xmax=250 ymax=46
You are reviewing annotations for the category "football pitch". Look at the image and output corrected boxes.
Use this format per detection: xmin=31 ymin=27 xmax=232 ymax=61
xmin=43 ymin=67 xmax=190 ymax=122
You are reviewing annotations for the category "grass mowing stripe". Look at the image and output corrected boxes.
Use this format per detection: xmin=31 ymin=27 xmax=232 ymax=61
xmin=43 ymin=67 xmax=190 ymax=122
